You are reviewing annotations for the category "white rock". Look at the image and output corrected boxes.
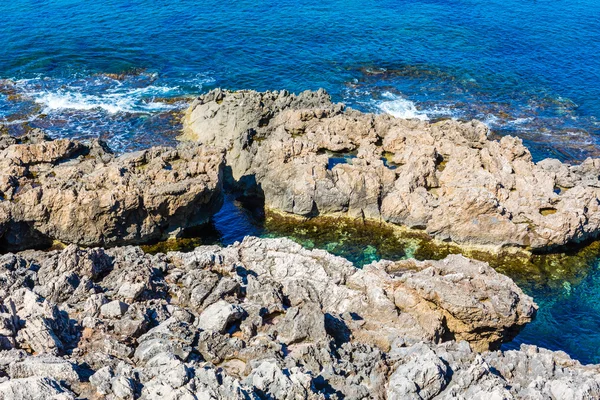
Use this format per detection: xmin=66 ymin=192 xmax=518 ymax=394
xmin=0 ymin=377 xmax=75 ymax=400
xmin=100 ymin=300 xmax=129 ymax=318
xmin=196 ymin=300 xmax=244 ymax=333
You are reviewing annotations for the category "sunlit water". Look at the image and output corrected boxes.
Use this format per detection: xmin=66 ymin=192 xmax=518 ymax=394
xmin=2 ymin=0 xmax=600 ymax=364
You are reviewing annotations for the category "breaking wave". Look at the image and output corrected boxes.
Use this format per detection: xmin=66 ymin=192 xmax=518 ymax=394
xmin=377 ymin=92 xmax=429 ymax=121
xmin=32 ymin=88 xmax=178 ymax=114
xmin=0 ymin=73 xmax=215 ymax=152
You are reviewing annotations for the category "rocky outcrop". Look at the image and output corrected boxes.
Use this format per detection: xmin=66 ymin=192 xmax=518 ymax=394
xmin=183 ymin=89 xmax=600 ymax=250
xmin=386 ymin=341 xmax=600 ymax=400
xmin=0 ymin=236 xmax=590 ymax=399
xmin=0 ymin=130 xmax=224 ymax=251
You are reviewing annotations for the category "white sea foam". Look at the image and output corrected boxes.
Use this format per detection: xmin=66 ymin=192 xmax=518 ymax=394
xmin=512 ymin=117 xmax=533 ymax=124
xmin=32 ymin=87 xmax=179 ymax=115
xmin=10 ymin=74 xmax=213 ymax=116
xmin=377 ymin=92 xmax=429 ymax=121
xmin=0 ymin=115 xmax=39 ymax=126
xmin=482 ymin=113 xmax=500 ymax=127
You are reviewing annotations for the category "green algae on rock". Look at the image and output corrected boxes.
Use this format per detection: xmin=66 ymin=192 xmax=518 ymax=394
xmin=261 ymin=209 xmax=600 ymax=294
xmin=262 ymin=210 xmax=408 ymax=266
xmin=141 ymin=237 xmax=206 ymax=254
xmin=139 ymin=202 xmax=600 ymax=294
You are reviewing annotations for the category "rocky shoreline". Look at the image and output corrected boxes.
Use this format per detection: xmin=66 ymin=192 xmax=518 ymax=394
xmin=183 ymin=89 xmax=600 ymax=251
xmin=0 ymin=130 xmax=224 ymax=252
xmin=0 ymin=90 xmax=598 ymax=398
xmin=2 ymin=236 xmax=599 ymax=399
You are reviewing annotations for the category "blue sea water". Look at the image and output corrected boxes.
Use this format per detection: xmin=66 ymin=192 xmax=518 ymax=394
xmin=2 ymin=0 xmax=600 ymax=363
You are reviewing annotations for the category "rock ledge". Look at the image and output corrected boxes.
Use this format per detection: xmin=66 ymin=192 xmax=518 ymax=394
xmin=0 ymin=130 xmax=224 ymax=251
xmin=184 ymin=89 xmax=600 ymax=250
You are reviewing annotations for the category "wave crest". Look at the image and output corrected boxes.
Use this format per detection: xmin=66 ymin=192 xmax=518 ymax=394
xmin=33 ymin=88 xmax=178 ymax=114
xmin=377 ymin=92 xmax=429 ymax=121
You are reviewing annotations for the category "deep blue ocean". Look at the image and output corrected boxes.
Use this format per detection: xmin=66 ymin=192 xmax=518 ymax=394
xmin=2 ymin=0 xmax=600 ymax=364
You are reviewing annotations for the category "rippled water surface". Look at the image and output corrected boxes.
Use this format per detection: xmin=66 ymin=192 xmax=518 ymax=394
xmin=2 ymin=0 xmax=600 ymax=364
xmin=2 ymin=0 xmax=600 ymax=159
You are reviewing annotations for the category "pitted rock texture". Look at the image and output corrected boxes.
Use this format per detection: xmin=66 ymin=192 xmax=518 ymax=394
xmin=0 ymin=237 xmax=584 ymax=400
xmin=183 ymin=89 xmax=600 ymax=250
xmin=0 ymin=130 xmax=224 ymax=251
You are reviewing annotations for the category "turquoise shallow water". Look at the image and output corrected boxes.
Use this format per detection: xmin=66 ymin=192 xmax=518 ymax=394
xmin=504 ymin=263 xmax=600 ymax=365
xmin=2 ymin=0 xmax=600 ymax=364
xmin=174 ymin=196 xmax=600 ymax=365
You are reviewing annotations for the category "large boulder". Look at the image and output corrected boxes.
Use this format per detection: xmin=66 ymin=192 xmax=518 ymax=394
xmin=392 ymin=341 xmax=600 ymax=400
xmin=0 ymin=377 xmax=75 ymax=400
xmin=0 ymin=130 xmax=224 ymax=251
xmin=191 ymin=237 xmax=536 ymax=352
xmin=183 ymin=89 xmax=600 ymax=250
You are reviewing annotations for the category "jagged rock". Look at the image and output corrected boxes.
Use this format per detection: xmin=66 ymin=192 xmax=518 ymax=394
xmin=0 ymin=237 xmax=594 ymax=399
xmin=111 ymin=303 xmax=151 ymax=338
xmin=33 ymin=244 xmax=111 ymax=303
xmin=5 ymin=288 xmax=66 ymax=355
xmin=102 ymin=246 xmax=169 ymax=302
xmin=196 ymin=237 xmax=535 ymax=351
xmin=0 ymin=349 xmax=27 ymax=371
xmin=189 ymin=367 xmax=251 ymax=399
xmin=196 ymin=330 xmax=245 ymax=365
xmin=481 ymin=344 xmax=600 ymax=400
xmin=275 ymin=303 xmax=328 ymax=345
xmin=0 ymin=131 xmax=224 ymax=251
xmin=89 ymin=366 xmax=113 ymax=396
xmin=183 ymin=89 xmax=600 ymax=250
xmin=196 ymin=300 xmax=245 ymax=333
xmin=0 ymin=376 xmax=75 ymax=399
xmin=0 ymin=315 xmax=15 ymax=351
xmin=101 ymin=300 xmax=129 ymax=319
xmin=135 ymin=317 xmax=198 ymax=364
xmin=382 ymin=255 xmax=537 ymax=350
xmin=89 ymin=362 xmax=137 ymax=399
xmin=8 ymin=355 xmax=79 ymax=385
xmin=387 ymin=342 xmax=449 ymax=399
xmin=243 ymin=359 xmax=314 ymax=399
xmin=137 ymin=352 xmax=190 ymax=396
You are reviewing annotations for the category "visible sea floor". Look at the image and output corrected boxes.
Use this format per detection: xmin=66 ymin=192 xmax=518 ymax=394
xmin=2 ymin=0 xmax=600 ymax=364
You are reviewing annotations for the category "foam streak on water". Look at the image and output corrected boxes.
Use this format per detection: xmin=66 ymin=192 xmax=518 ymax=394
xmin=0 ymin=74 xmax=214 ymax=151
xmin=34 ymin=89 xmax=176 ymax=114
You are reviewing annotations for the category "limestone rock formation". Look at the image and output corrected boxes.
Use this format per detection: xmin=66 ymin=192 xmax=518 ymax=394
xmin=0 ymin=130 xmax=224 ymax=251
xmin=183 ymin=89 xmax=600 ymax=250
xmin=0 ymin=236 xmax=587 ymax=399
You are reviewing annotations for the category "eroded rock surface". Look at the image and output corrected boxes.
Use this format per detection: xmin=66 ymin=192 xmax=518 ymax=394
xmin=0 ymin=236 xmax=590 ymax=399
xmin=183 ymin=89 xmax=600 ymax=250
xmin=0 ymin=130 xmax=224 ymax=251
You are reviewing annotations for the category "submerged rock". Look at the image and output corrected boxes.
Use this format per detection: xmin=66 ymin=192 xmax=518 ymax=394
xmin=183 ymin=89 xmax=600 ymax=250
xmin=0 ymin=130 xmax=224 ymax=251
xmin=0 ymin=236 xmax=593 ymax=399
